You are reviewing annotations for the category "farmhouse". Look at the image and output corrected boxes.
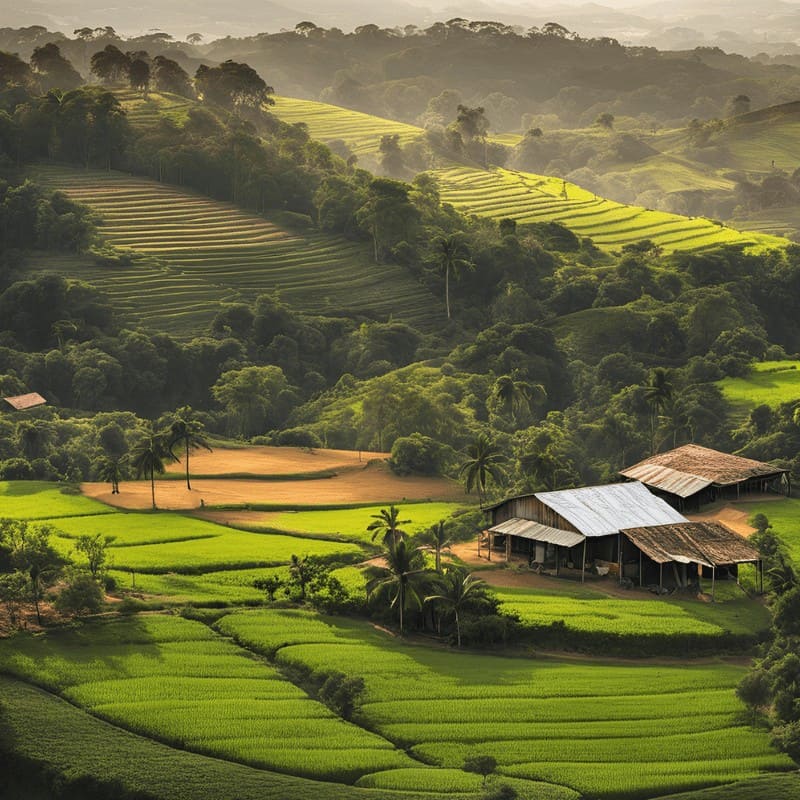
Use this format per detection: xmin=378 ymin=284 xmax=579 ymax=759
xmin=2 ymin=392 xmax=46 ymax=411
xmin=620 ymin=444 xmax=789 ymax=510
xmin=485 ymin=481 xmax=761 ymax=592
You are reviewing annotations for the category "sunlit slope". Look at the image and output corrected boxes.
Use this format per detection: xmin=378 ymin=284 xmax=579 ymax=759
xmin=272 ymin=96 xmax=421 ymax=155
xmin=30 ymin=165 xmax=442 ymax=333
xmin=114 ymin=87 xmax=194 ymax=128
xmin=432 ymin=166 xmax=785 ymax=253
xmin=270 ymin=96 xmax=786 ymax=254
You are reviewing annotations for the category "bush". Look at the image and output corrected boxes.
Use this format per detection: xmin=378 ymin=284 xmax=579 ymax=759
xmin=275 ymin=427 xmax=322 ymax=448
xmin=0 ymin=458 xmax=33 ymax=479
xmin=54 ymin=571 xmax=104 ymax=616
xmin=390 ymin=433 xmax=444 ymax=475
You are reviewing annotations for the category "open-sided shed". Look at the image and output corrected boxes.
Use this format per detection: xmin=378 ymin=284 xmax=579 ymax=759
xmin=621 ymin=521 xmax=761 ymax=597
xmin=620 ymin=444 xmax=789 ymax=509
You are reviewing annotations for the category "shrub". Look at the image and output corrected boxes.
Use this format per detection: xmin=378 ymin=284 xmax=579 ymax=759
xmin=275 ymin=428 xmax=322 ymax=448
xmin=0 ymin=458 xmax=33 ymax=479
xmin=390 ymin=433 xmax=444 ymax=475
xmin=54 ymin=571 xmax=104 ymax=616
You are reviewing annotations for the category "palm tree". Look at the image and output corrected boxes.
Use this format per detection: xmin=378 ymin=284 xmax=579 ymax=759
xmin=168 ymin=405 xmax=212 ymax=490
xmin=367 ymin=505 xmax=410 ymax=547
xmin=130 ymin=429 xmax=177 ymax=510
xmin=431 ymin=233 xmax=472 ymax=319
xmin=658 ymin=396 xmax=691 ymax=450
xmin=96 ymin=456 xmax=124 ymax=494
xmin=421 ymin=520 xmax=453 ymax=573
xmin=425 ymin=567 xmax=487 ymax=648
xmin=491 ymin=374 xmax=546 ymax=422
xmin=459 ymin=433 xmax=507 ymax=505
xmin=642 ymin=368 xmax=674 ymax=454
xmin=367 ymin=538 xmax=426 ymax=635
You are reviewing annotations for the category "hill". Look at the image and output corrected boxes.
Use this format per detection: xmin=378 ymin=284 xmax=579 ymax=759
xmin=29 ymin=164 xmax=444 ymax=335
xmin=269 ymin=96 xmax=787 ymax=255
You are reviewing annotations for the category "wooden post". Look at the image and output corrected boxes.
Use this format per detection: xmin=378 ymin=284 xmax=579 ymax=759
xmin=759 ymin=559 xmax=763 ymax=594
xmin=581 ymin=538 xmax=587 ymax=584
xmin=659 ymin=562 xmax=663 ymax=593
xmin=556 ymin=544 xmax=560 ymax=576
xmin=488 ymin=533 xmax=492 ymax=562
xmin=618 ymin=533 xmax=623 ymax=584
xmin=506 ymin=534 xmax=511 ymax=562
xmin=639 ymin=550 xmax=643 ymax=588
xmin=711 ymin=566 xmax=716 ymax=602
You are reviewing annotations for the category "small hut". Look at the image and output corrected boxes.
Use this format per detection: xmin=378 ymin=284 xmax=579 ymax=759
xmin=620 ymin=444 xmax=789 ymax=510
xmin=2 ymin=392 xmax=47 ymax=411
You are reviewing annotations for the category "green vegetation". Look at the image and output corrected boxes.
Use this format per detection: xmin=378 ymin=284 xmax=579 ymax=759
xmin=746 ymin=499 xmax=800 ymax=563
xmin=0 ymin=481 xmax=113 ymax=520
xmin=254 ymin=502 xmax=465 ymax=542
xmin=218 ymin=608 xmax=792 ymax=799
xmin=30 ymin=165 xmax=441 ymax=335
xmin=718 ymin=361 xmax=800 ymax=416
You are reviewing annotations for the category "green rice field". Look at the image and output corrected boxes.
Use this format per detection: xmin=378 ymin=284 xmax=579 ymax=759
xmin=29 ymin=165 xmax=443 ymax=334
xmin=718 ymin=361 xmax=800 ymax=416
xmin=0 ymin=481 xmax=114 ymax=520
xmin=744 ymin=497 xmax=800 ymax=563
xmin=272 ymin=96 xmax=421 ymax=156
xmin=252 ymin=502 xmax=465 ymax=542
xmin=217 ymin=608 xmax=793 ymax=799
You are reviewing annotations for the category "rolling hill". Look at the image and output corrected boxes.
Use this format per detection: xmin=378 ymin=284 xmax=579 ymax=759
xmin=269 ymin=96 xmax=787 ymax=255
xmin=29 ymin=164 xmax=444 ymax=335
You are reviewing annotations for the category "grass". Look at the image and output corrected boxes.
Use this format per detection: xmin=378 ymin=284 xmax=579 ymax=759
xmin=217 ymin=608 xmax=793 ymax=799
xmin=718 ymin=361 xmax=800 ymax=417
xmin=494 ymin=582 xmax=770 ymax=639
xmin=49 ymin=512 xmax=361 ymax=573
xmin=0 ymin=615 xmax=417 ymax=784
xmin=744 ymin=497 xmax=800 ymax=563
xmin=250 ymin=502 xmax=466 ymax=542
xmin=29 ymin=164 xmax=443 ymax=335
xmin=0 ymin=481 xmax=114 ymax=520
xmin=0 ymin=675 xmax=452 ymax=800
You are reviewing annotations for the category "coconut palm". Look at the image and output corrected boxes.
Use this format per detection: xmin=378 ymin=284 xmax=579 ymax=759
xmin=367 ymin=505 xmax=410 ymax=547
xmin=168 ymin=405 xmax=212 ymax=490
xmin=130 ymin=429 xmax=177 ymax=510
xmin=491 ymin=374 xmax=546 ymax=422
xmin=431 ymin=233 xmax=472 ymax=319
xmin=420 ymin=520 xmax=452 ymax=573
xmin=642 ymin=368 xmax=674 ymax=454
xmin=425 ymin=567 xmax=487 ymax=648
xmin=459 ymin=433 xmax=507 ymax=505
xmin=366 ymin=537 xmax=426 ymax=635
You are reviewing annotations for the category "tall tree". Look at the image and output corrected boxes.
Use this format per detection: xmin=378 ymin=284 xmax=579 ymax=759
xmin=459 ymin=433 xmax=507 ymax=505
xmin=90 ymin=45 xmax=130 ymax=84
xmin=95 ymin=456 xmax=123 ymax=494
xmin=491 ymin=374 xmax=546 ymax=422
xmin=367 ymin=505 xmax=410 ymax=547
xmin=431 ymin=233 xmax=472 ymax=319
xmin=195 ymin=60 xmax=274 ymax=112
xmin=168 ymin=405 xmax=211 ymax=490
xmin=642 ymin=367 xmax=674 ymax=454
xmin=420 ymin=520 xmax=452 ymax=573
xmin=30 ymin=43 xmax=82 ymax=91
xmin=130 ymin=429 xmax=177 ymax=510
xmin=367 ymin=537 xmax=426 ymax=635
xmin=356 ymin=178 xmax=419 ymax=263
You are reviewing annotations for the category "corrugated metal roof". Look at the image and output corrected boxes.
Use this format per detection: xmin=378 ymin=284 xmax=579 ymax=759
xmin=622 ymin=521 xmax=760 ymax=566
xmin=488 ymin=518 xmax=585 ymax=548
xmin=535 ymin=482 xmax=688 ymax=538
xmin=621 ymin=444 xmax=787 ymax=492
xmin=2 ymin=392 xmax=46 ymax=410
xmin=620 ymin=463 xmax=712 ymax=498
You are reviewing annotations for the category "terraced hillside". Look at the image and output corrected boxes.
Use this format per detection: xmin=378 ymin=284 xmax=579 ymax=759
xmin=269 ymin=96 xmax=786 ymax=254
xmin=30 ymin=165 xmax=443 ymax=335
xmin=272 ymin=96 xmax=421 ymax=156
xmin=432 ymin=166 xmax=784 ymax=254
xmin=114 ymin=88 xmax=195 ymax=128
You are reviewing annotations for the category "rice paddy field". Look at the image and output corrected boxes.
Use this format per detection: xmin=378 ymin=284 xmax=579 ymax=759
xmin=0 ymin=480 xmax=114 ymax=520
xmin=267 ymin=94 xmax=787 ymax=255
xmin=216 ymin=608 xmax=793 ymax=799
xmin=718 ymin=360 xmax=800 ymax=417
xmin=28 ymin=164 xmax=443 ymax=335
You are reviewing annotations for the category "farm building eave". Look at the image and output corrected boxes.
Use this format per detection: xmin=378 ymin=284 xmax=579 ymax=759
xmin=487 ymin=518 xmax=585 ymax=548
xmin=621 ymin=521 xmax=760 ymax=567
xmin=620 ymin=444 xmax=787 ymax=498
xmin=2 ymin=392 xmax=46 ymax=410
xmin=534 ymin=481 xmax=688 ymax=538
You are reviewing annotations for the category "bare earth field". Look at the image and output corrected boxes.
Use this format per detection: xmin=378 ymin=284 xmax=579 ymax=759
xmin=83 ymin=460 xmax=466 ymax=510
xmin=165 ymin=445 xmax=388 ymax=475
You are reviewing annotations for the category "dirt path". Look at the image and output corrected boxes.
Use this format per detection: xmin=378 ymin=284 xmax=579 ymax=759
xmin=83 ymin=460 xmax=466 ymax=511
